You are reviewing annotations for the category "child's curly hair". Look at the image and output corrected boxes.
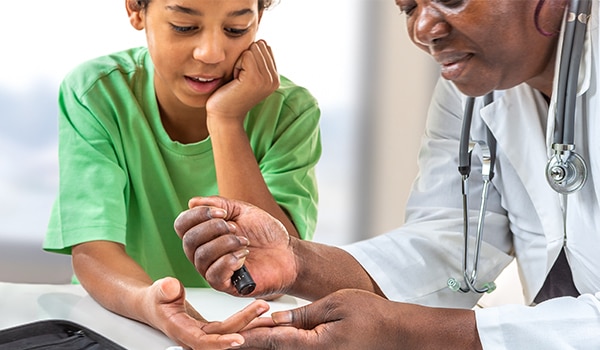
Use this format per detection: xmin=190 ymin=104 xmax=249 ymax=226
xmin=135 ymin=0 xmax=279 ymax=10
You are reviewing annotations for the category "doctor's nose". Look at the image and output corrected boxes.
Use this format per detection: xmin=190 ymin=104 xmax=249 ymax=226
xmin=192 ymin=33 xmax=226 ymax=64
xmin=411 ymin=6 xmax=451 ymax=48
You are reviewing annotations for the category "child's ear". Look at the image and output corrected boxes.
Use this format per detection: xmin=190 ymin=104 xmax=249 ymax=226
xmin=126 ymin=0 xmax=145 ymax=30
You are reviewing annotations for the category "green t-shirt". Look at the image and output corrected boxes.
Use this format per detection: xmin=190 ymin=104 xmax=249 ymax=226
xmin=44 ymin=47 xmax=321 ymax=287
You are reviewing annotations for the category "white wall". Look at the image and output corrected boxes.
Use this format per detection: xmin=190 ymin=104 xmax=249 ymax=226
xmin=354 ymin=0 xmax=438 ymax=239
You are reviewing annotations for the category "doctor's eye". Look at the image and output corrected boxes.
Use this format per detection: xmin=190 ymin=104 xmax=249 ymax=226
xmin=401 ymin=5 xmax=416 ymax=16
xmin=435 ymin=0 xmax=466 ymax=9
xmin=396 ymin=0 xmax=417 ymax=16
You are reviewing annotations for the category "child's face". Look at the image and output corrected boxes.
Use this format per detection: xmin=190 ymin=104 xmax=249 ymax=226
xmin=142 ymin=0 xmax=261 ymax=110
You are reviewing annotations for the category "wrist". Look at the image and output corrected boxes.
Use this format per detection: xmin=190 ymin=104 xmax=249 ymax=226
xmin=288 ymin=237 xmax=320 ymax=300
xmin=206 ymin=114 xmax=246 ymax=134
xmin=400 ymin=306 xmax=481 ymax=350
xmin=288 ymin=237 xmax=304 ymax=294
xmin=134 ymin=283 xmax=158 ymax=327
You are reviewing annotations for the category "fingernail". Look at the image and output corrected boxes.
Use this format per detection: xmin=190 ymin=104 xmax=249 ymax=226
xmin=227 ymin=222 xmax=237 ymax=231
xmin=237 ymin=235 xmax=249 ymax=246
xmin=210 ymin=208 xmax=227 ymax=218
xmin=272 ymin=311 xmax=292 ymax=325
xmin=233 ymin=249 xmax=249 ymax=260
xmin=234 ymin=260 xmax=245 ymax=271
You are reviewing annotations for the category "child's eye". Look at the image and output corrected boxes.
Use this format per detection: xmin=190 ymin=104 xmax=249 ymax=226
xmin=170 ymin=24 xmax=197 ymax=33
xmin=225 ymin=27 xmax=249 ymax=37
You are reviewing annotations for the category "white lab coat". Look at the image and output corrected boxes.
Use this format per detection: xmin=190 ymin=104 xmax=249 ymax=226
xmin=344 ymin=2 xmax=600 ymax=348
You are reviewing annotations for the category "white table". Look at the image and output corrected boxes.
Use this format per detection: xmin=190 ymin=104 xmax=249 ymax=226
xmin=0 ymin=282 xmax=308 ymax=349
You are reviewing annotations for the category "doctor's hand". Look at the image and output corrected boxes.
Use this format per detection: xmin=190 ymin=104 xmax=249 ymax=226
xmin=173 ymin=196 xmax=298 ymax=298
xmin=238 ymin=289 xmax=483 ymax=350
xmin=206 ymin=40 xmax=279 ymax=128
xmin=140 ymin=277 xmax=270 ymax=350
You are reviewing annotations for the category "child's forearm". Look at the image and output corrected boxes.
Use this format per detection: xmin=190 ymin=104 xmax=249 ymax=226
xmin=209 ymin=122 xmax=299 ymax=238
xmin=71 ymin=241 xmax=154 ymax=324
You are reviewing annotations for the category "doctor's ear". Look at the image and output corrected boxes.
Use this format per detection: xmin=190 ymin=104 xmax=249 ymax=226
xmin=126 ymin=0 xmax=145 ymax=30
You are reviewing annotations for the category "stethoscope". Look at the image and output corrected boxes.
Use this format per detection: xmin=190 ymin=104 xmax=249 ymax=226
xmin=447 ymin=0 xmax=592 ymax=294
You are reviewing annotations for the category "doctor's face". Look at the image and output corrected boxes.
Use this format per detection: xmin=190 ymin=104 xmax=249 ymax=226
xmin=397 ymin=0 xmax=565 ymax=97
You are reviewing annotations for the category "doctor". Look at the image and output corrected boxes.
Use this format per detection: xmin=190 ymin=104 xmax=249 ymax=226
xmin=174 ymin=0 xmax=600 ymax=348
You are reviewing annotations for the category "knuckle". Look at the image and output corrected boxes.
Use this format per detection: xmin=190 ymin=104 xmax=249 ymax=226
xmin=181 ymin=228 xmax=198 ymax=248
xmin=173 ymin=213 xmax=190 ymax=236
xmin=197 ymin=206 xmax=213 ymax=220
xmin=266 ymin=335 xmax=283 ymax=350
xmin=193 ymin=243 xmax=209 ymax=266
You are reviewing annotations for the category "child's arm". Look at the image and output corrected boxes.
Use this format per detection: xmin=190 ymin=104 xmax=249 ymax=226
xmin=206 ymin=40 xmax=300 ymax=238
xmin=71 ymin=240 xmax=269 ymax=349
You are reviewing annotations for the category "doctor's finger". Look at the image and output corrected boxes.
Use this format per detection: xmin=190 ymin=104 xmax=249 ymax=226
xmin=240 ymin=326 xmax=322 ymax=350
xmin=192 ymin=236 xmax=250 ymax=283
xmin=181 ymin=221 xmax=242 ymax=268
xmin=174 ymin=206 xmax=228 ymax=238
xmin=187 ymin=196 xmax=244 ymax=218
xmin=269 ymin=295 xmax=339 ymax=331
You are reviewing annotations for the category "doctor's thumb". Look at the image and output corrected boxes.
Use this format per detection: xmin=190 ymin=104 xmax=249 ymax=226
xmin=271 ymin=303 xmax=324 ymax=330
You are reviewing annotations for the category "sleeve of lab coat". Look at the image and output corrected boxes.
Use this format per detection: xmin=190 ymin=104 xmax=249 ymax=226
xmin=343 ymin=78 xmax=513 ymax=308
xmin=476 ymin=293 xmax=600 ymax=349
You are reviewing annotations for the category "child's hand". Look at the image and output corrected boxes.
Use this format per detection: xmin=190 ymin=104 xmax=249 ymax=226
xmin=143 ymin=277 xmax=269 ymax=349
xmin=206 ymin=40 xmax=279 ymax=129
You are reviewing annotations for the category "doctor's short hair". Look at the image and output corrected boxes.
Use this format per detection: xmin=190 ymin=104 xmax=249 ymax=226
xmin=133 ymin=0 xmax=279 ymax=10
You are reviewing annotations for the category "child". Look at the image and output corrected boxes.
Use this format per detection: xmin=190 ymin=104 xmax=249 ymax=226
xmin=43 ymin=0 xmax=321 ymax=348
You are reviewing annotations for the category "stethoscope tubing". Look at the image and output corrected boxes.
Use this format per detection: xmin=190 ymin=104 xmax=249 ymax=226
xmin=454 ymin=93 xmax=495 ymax=294
xmin=555 ymin=0 xmax=577 ymax=144
xmin=558 ymin=0 xmax=591 ymax=145
xmin=458 ymin=97 xmax=475 ymax=176
xmin=451 ymin=0 xmax=591 ymax=294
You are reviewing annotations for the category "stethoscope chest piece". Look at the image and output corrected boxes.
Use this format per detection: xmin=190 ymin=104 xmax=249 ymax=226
xmin=545 ymin=144 xmax=588 ymax=194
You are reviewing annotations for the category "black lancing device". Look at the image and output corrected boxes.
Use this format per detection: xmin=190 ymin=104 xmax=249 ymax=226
xmin=231 ymin=265 xmax=256 ymax=295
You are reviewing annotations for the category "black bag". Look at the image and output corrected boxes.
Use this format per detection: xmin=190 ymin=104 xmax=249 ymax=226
xmin=0 ymin=319 xmax=126 ymax=350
